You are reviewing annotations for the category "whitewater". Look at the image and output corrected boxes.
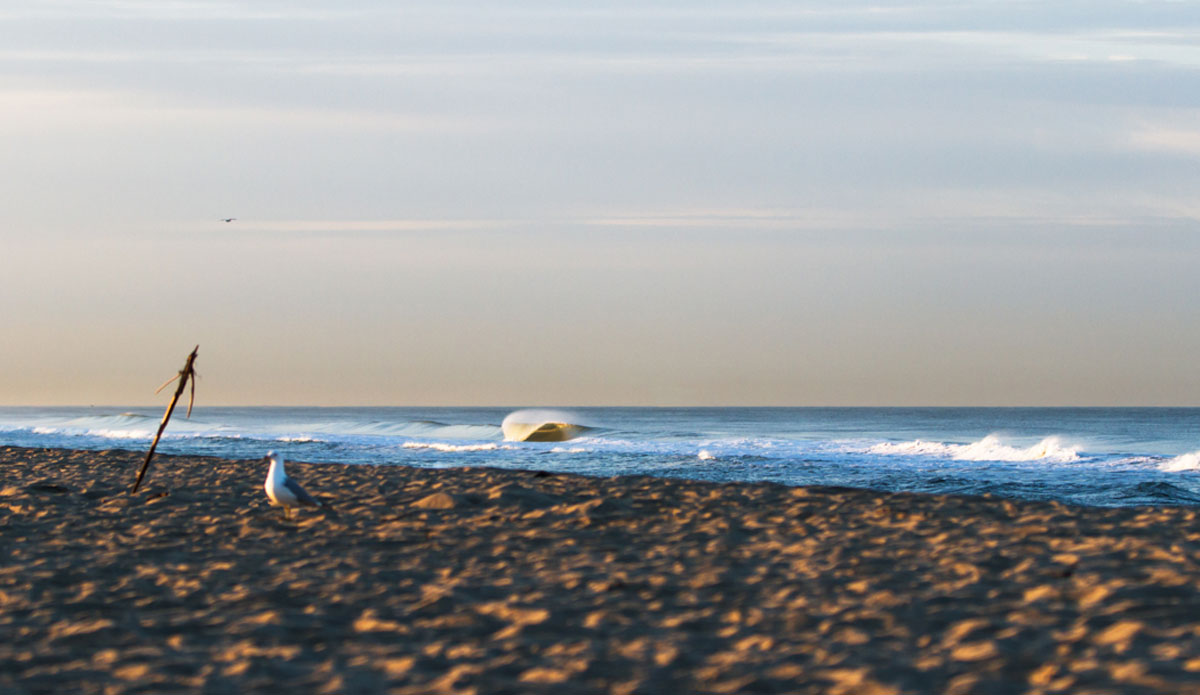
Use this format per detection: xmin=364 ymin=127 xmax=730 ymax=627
xmin=1 ymin=407 xmax=1198 ymax=507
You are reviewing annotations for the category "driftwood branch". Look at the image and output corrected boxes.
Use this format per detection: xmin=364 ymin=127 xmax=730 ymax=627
xmin=154 ymin=373 xmax=180 ymax=394
xmin=188 ymin=366 xmax=196 ymax=418
xmin=132 ymin=346 xmax=199 ymax=493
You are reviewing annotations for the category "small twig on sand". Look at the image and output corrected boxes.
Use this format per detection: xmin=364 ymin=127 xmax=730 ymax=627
xmin=132 ymin=346 xmax=199 ymax=493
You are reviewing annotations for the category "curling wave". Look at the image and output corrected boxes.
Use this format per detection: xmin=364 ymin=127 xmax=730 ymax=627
xmin=501 ymin=409 xmax=592 ymax=442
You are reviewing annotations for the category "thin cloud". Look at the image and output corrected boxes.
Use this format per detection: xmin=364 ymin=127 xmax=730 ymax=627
xmin=1128 ymin=127 xmax=1200 ymax=157
xmin=235 ymin=219 xmax=523 ymax=234
xmin=0 ymin=1 xmax=366 ymax=21
xmin=0 ymin=87 xmax=502 ymax=134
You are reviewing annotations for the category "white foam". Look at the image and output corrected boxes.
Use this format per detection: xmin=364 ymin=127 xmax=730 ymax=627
xmin=84 ymin=428 xmax=155 ymax=440
xmin=401 ymin=442 xmax=512 ymax=453
xmin=34 ymin=415 xmax=200 ymax=441
xmin=551 ymin=446 xmax=588 ymax=454
xmin=869 ymin=434 xmax=1080 ymax=463
xmin=698 ymin=449 xmax=716 ymax=460
xmin=1161 ymin=451 xmax=1200 ymax=472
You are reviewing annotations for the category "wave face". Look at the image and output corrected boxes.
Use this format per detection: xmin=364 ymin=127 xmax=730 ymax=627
xmin=501 ymin=409 xmax=592 ymax=442
xmin=1 ymin=406 xmax=1198 ymax=507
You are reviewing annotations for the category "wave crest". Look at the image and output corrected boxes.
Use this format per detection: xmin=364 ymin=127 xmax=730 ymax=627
xmin=501 ymin=409 xmax=591 ymax=442
xmin=869 ymin=434 xmax=1080 ymax=463
xmin=1160 ymin=451 xmax=1200 ymax=472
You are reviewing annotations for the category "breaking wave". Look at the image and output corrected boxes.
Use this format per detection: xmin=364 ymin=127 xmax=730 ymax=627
xmin=1161 ymin=451 xmax=1200 ymax=472
xmin=868 ymin=434 xmax=1081 ymax=463
xmin=27 ymin=413 xmax=162 ymax=440
xmin=501 ymin=409 xmax=592 ymax=442
xmin=10 ymin=412 xmax=503 ymax=444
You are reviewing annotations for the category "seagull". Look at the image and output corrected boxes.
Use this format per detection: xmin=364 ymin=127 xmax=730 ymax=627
xmin=263 ymin=451 xmax=322 ymax=519
xmin=220 ymin=217 xmax=236 ymax=223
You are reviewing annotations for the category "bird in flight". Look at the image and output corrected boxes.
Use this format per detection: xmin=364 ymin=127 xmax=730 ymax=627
xmin=220 ymin=217 xmax=237 ymax=223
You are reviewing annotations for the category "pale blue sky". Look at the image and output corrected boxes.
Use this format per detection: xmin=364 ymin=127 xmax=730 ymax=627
xmin=2 ymin=1 xmax=1198 ymax=405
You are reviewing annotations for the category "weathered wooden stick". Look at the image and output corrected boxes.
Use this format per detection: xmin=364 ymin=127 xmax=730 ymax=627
xmin=154 ymin=373 xmax=180 ymax=394
xmin=187 ymin=366 xmax=196 ymax=418
xmin=132 ymin=345 xmax=199 ymax=493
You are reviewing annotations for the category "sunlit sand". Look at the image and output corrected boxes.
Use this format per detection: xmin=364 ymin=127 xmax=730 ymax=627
xmin=4 ymin=446 xmax=1200 ymax=693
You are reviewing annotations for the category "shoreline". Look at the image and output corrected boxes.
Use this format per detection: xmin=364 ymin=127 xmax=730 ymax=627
xmin=3 ymin=445 xmax=1200 ymax=693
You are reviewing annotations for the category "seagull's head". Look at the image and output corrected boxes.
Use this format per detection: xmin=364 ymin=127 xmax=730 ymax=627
xmin=264 ymin=450 xmax=282 ymax=466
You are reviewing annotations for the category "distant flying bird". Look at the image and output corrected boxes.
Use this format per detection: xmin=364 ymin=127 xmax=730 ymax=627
xmin=220 ymin=217 xmax=236 ymax=223
xmin=263 ymin=451 xmax=322 ymax=519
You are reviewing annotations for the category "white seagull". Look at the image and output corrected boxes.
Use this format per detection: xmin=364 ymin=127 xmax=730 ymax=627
xmin=263 ymin=451 xmax=322 ymax=519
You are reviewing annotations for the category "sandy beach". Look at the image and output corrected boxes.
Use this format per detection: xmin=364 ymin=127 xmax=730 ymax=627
xmin=3 ymin=446 xmax=1200 ymax=694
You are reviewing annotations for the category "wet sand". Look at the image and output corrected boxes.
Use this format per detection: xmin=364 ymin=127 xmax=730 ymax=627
xmin=3 ymin=446 xmax=1200 ymax=694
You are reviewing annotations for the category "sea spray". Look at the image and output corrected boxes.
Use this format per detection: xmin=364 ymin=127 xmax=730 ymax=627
xmin=868 ymin=434 xmax=1081 ymax=463
xmin=1161 ymin=451 xmax=1200 ymax=472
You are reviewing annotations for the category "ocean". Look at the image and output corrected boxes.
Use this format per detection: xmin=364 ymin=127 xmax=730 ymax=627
xmin=2 ymin=406 xmax=1198 ymax=508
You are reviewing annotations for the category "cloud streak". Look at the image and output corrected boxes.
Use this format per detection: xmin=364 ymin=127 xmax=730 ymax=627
xmin=2 ymin=0 xmax=1199 ymax=404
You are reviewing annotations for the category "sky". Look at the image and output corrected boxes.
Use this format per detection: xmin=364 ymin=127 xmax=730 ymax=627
xmin=2 ymin=0 xmax=1199 ymax=406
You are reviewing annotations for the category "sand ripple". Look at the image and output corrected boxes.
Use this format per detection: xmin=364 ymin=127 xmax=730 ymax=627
xmin=2 ymin=446 xmax=1200 ymax=693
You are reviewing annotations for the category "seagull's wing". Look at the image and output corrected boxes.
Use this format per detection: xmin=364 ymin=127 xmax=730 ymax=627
xmin=283 ymin=477 xmax=321 ymax=507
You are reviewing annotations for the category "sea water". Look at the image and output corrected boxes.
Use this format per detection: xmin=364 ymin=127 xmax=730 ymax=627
xmin=1 ymin=407 xmax=1198 ymax=507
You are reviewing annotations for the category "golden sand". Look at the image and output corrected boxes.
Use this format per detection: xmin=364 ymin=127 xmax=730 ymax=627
xmin=2 ymin=446 xmax=1200 ymax=693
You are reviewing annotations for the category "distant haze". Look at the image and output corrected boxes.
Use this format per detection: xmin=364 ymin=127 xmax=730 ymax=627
xmin=2 ymin=1 xmax=1198 ymax=406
